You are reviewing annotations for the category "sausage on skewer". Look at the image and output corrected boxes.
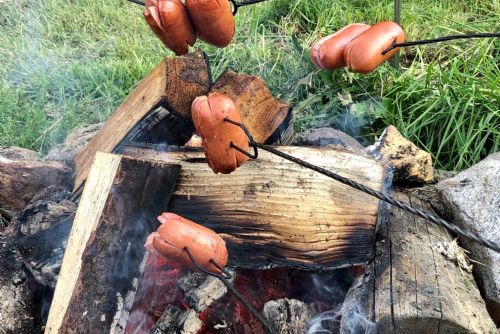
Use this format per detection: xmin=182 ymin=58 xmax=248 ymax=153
xmin=191 ymin=92 xmax=249 ymax=174
xmin=145 ymin=212 xmax=229 ymax=274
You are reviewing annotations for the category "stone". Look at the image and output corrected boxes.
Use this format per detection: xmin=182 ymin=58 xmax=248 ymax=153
xmin=0 ymin=155 xmax=73 ymax=213
xmin=262 ymin=298 xmax=316 ymax=334
xmin=368 ymin=125 xmax=433 ymax=183
xmin=295 ymin=127 xmax=366 ymax=155
xmin=436 ymin=152 xmax=500 ymax=325
xmin=45 ymin=123 xmax=102 ymax=168
xmin=0 ymin=146 xmax=38 ymax=161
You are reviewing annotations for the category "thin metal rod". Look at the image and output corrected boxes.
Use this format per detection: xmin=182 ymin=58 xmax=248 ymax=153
xmin=127 ymin=0 xmax=145 ymax=5
xmin=225 ymin=119 xmax=500 ymax=253
xmin=230 ymin=0 xmax=269 ymax=15
xmin=391 ymin=0 xmax=401 ymax=68
xmin=126 ymin=0 xmax=270 ymax=16
xmin=183 ymin=247 xmax=277 ymax=334
xmin=383 ymin=32 xmax=500 ymax=55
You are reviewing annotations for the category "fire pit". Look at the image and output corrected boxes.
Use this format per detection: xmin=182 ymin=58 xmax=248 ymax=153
xmin=3 ymin=52 xmax=493 ymax=334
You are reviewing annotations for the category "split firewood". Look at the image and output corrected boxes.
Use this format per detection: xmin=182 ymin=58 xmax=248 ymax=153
xmin=73 ymin=51 xmax=210 ymax=193
xmin=120 ymin=144 xmax=387 ymax=270
xmin=45 ymin=152 xmax=181 ymax=334
xmin=211 ymin=71 xmax=292 ymax=143
xmin=340 ymin=192 xmax=497 ymax=333
xmin=73 ymin=56 xmax=293 ymax=194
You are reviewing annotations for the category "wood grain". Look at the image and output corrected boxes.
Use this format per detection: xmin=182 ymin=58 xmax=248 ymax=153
xmin=73 ymin=51 xmax=210 ymax=193
xmin=46 ymin=152 xmax=181 ymax=334
xmin=211 ymin=71 xmax=292 ymax=143
xmin=119 ymin=145 xmax=387 ymax=269
xmin=373 ymin=193 xmax=497 ymax=333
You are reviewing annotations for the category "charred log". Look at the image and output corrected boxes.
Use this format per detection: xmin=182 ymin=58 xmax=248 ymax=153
xmin=45 ymin=153 xmax=181 ymax=334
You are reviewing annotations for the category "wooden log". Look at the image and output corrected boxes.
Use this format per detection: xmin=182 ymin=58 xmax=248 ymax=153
xmin=342 ymin=192 xmax=497 ymax=333
xmin=119 ymin=145 xmax=387 ymax=270
xmin=45 ymin=152 xmax=181 ymax=334
xmin=73 ymin=51 xmax=210 ymax=193
xmin=0 ymin=155 xmax=73 ymax=213
xmin=211 ymin=71 xmax=292 ymax=143
xmin=73 ymin=57 xmax=293 ymax=194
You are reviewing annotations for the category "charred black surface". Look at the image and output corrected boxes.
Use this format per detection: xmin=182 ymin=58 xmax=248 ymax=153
xmin=60 ymin=159 xmax=180 ymax=334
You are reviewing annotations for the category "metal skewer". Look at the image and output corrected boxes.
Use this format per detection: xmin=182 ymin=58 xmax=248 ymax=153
xmin=183 ymin=247 xmax=277 ymax=334
xmin=224 ymin=118 xmax=500 ymax=254
xmin=126 ymin=0 xmax=270 ymax=16
xmin=382 ymin=32 xmax=500 ymax=55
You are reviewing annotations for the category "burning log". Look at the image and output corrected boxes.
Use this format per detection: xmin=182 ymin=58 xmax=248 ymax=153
xmin=341 ymin=192 xmax=497 ymax=333
xmin=119 ymin=144 xmax=387 ymax=270
xmin=45 ymin=152 xmax=181 ymax=334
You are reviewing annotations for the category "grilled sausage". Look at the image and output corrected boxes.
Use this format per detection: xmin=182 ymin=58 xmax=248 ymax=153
xmin=310 ymin=24 xmax=370 ymax=70
xmin=191 ymin=93 xmax=249 ymax=174
xmin=144 ymin=0 xmax=196 ymax=55
xmin=185 ymin=0 xmax=235 ymax=47
xmin=344 ymin=21 xmax=405 ymax=73
xmin=145 ymin=213 xmax=228 ymax=274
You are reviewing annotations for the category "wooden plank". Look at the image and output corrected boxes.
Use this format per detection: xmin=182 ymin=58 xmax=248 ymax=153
xmin=119 ymin=145 xmax=387 ymax=269
xmin=73 ymin=51 xmax=210 ymax=193
xmin=373 ymin=192 xmax=497 ymax=333
xmin=45 ymin=152 xmax=181 ymax=334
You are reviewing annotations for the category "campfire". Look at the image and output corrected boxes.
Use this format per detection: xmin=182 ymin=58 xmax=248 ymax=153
xmin=1 ymin=51 xmax=497 ymax=334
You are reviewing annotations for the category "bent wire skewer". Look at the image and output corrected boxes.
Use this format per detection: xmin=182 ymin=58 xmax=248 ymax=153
xmin=224 ymin=118 xmax=500 ymax=254
xmin=382 ymin=32 xmax=500 ymax=54
xmin=183 ymin=247 xmax=278 ymax=334
xmin=126 ymin=0 xmax=270 ymax=16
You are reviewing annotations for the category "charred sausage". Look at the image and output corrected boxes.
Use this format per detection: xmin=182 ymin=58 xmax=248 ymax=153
xmin=185 ymin=0 xmax=235 ymax=47
xmin=310 ymin=24 xmax=370 ymax=70
xmin=191 ymin=92 xmax=249 ymax=174
xmin=344 ymin=21 xmax=405 ymax=73
xmin=145 ymin=213 xmax=228 ymax=274
xmin=144 ymin=0 xmax=197 ymax=55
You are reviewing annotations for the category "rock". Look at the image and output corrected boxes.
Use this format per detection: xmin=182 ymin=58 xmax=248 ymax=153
xmin=0 ymin=155 xmax=73 ymax=213
xmin=0 ymin=146 xmax=39 ymax=161
xmin=45 ymin=123 xmax=102 ymax=168
xmin=436 ymin=152 xmax=500 ymax=325
xmin=367 ymin=125 xmax=433 ymax=183
xmin=295 ymin=127 xmax=366 ymax=155
xmin=263 ymin=298 xmax=316 ymax=334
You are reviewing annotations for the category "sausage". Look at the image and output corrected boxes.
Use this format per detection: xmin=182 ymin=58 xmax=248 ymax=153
xmin=145 ymin=213 xmax=228 ymax=274
xmin=343 ymin=21 xmax=405 ymax=73
xmin=144 ymin=0 xmax=197 ymax=55
xmin=191 ymin=93 xmax=249 ymax=174
xmin=185 ymin=0 xmax=235 ymax=47
xmin=310 ymin=24 xmax=370 ymax=70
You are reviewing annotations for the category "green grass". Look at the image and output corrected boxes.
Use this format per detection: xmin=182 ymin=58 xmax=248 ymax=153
xmin=0 ymin=0 xmax=498 ymax=170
